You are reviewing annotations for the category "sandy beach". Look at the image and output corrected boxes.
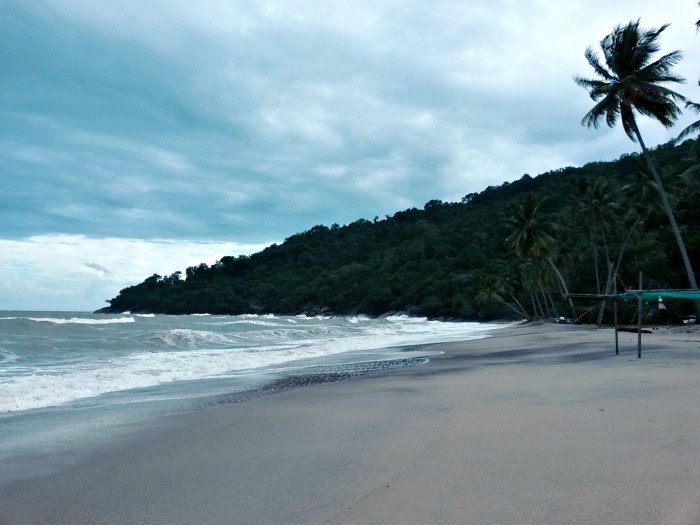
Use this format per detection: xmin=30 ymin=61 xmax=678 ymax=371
xmin=1 ymin=322 xmax=699 ymax=524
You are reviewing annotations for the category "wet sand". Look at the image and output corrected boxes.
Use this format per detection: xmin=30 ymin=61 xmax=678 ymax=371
xmin=1 ymin=322 xmax=699 ymax=524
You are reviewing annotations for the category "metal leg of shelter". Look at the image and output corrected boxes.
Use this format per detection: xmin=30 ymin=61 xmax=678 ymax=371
xmin=614 ymin=278 xmax=619 ymax=355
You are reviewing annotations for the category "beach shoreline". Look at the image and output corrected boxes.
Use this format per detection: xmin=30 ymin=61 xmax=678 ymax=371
xmin=1 ymin=322 xmax=698 ymax=524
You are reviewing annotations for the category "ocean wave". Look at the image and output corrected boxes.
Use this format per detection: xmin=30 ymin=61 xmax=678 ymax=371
xmin=0 ymin=342 xmax=343 ymax=413
xmin=345 ymin=316 xmax=371 ymax=324
xmin=0 ymin=314 xmax=510 ymax=413
xmin=0 ymin=350 xmax=19 ymax=364
xmin=218 ymin=319 xmax=283 ymax=327
xmin=154 ymin=329 xmax=240 ymax=348
xmin=1 ymin=316 xmax=136 ymax=325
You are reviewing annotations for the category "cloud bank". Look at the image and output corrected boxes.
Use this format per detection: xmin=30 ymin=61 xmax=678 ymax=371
xmin=2 ymin=0 xmax=699 ymax=309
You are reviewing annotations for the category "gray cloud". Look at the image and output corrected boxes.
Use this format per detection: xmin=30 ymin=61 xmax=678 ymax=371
xmin=83 ymin=262 xmax=112 ymax=277
xmin=2 ymin=0 xmax=699 ymax=309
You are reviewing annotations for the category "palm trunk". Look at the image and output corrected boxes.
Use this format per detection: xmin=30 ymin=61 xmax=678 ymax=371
xmin=547 ymin=291 xmax=559 ymax=318
xmin=502 ymin=298 xmax=529 ymax=320
xmin=538 ymin=291 xmax=550 ymax=318
xmin=533 ymin=291 xmax=545 ymax=318
xmin=633 ymin=125 xmax=700 ymax=318
xmin=633 ymin=124 xmax=698 ymax=290
xmin=592 ymin=232 xmax=601 ymax=293
xmin=612 ymin=217 xmax=641 ymax=290
xmin=546 ymin=257 xmax=577 ymax=320
xmin=509 ymin=293 xmax=530 ymax=320
xmin=600 ymin=227 xmax=611 ymax=273
xmin=596 ymin=262 xmax=614 ymax=326
xmin=530 ymin=293 xmax=539 ymax=319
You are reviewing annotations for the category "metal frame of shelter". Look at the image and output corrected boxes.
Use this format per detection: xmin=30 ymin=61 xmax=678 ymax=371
xmin=566 ymin=274 xmax=700 ymax=358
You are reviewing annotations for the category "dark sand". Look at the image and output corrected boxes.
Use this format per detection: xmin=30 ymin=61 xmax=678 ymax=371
xmin=1 ymin=323 xmax=699 ymax=524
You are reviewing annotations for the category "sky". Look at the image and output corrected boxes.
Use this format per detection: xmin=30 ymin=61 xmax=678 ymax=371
xmin=2 ymin=0 xmax=699 ymax=311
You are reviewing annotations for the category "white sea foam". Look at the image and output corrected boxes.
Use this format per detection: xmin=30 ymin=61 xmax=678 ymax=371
xmin=155 ymin=329 xmax=240 ymax=348
xmin=0 ymin=350 xmax=19 ymax=364
xmin=346 ymin=316 xmax=371 ymax=324
xmin=2 ymin=316 xmax=135 ymax=325
xmin=0 ymin=313 xmax=509 ymax=413
xmin=234 ymin=320 xmax=285 ymax=327
xmin=0 ymin=341 xmax=349 ymax=412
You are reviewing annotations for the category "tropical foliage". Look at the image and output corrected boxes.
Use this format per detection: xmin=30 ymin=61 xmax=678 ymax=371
xmin=101 ymin=138 xmax=700 ymax=322
xmin=575 ymin=20 xmax=698 ymax=293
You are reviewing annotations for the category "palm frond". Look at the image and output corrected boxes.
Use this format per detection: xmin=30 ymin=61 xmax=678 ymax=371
xmin=629 ymin=23 xmax=669 ymax=72
xmin=581 ymin=94 xmax=619 ymax=129
xmin=636 ymin=50 xmax=684 ymax=82
xmin=583 ymin=47 xmax=616 ymax=82
xmin=573 ymin=76 xmax=610 ymax=100
xmin=632 ymin=91 xmax=682 ymax=127
xmin=686 ymin=100 xmax=700 ymax=112
xmin=636 ymin=83 xmax=688 ymax=105
xmin=677 ymin=120 xmax=700 ymax=141
xmin=620 ymin=103 xmax=638 ymax=142
xmin=577 ymin=20 xmax=684 ymax=144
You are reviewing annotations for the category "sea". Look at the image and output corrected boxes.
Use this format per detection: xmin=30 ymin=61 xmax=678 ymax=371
xmin=0 ymin=311 xmax=505 ymax=484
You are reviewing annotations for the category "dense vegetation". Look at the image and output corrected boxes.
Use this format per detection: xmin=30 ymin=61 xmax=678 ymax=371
xmin=100 ymin=138 xmax=700 ymax=322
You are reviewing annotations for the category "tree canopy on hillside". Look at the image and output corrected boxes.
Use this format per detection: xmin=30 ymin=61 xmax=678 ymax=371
xmin=101 ymin=138 xmax=700 ymax=322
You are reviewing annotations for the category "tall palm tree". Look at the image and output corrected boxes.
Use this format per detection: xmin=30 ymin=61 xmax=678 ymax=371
xmin=520 ymin=258 xmax=558 ymax=319
xmin=505 ymin=193 xmax=577 ymax=318
xmin=474 ymin=261 xmax=537 ymax=321
xmin=575 ymin=20 xmax=698 ymax=291
xmin=572 ymin=177 xmax=621 ymax=293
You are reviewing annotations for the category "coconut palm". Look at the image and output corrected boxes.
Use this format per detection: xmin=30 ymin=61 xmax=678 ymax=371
xmin=575 ymin=20 xmax=698 ymax=291
xmin=505 ymin=193 xmax=576 ymax=318
xmin=474 ymin=273 xmax=530 ymax=320
xmin=520 ymin=258 xmax=558 ymax=319
xmin=572 ymin=178 xmax=625 ymax=324
xmin=572 ymin=178 xmax=621 ymax=293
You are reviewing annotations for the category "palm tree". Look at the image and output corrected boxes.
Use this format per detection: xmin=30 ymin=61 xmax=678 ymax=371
xmin=520 ymin=258 xmax=559 ymax=319
xmin=572 ymin=178 xmax=625 ymax=324
xmin=505 ymin=193 xmax=577 ymax=318
xmin=575 ymin=20 xmax=698 ymax=292
xmin=572 ymin=177 xmax=621 ymax=293
xmin=474 ymin=273 xmax=530 ymax=320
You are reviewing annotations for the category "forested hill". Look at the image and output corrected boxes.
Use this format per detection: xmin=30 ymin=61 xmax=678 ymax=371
xmin=100 ymin=139 xmax=700 ymax=321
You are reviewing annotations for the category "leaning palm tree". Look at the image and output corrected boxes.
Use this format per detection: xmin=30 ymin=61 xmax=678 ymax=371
xmin=572 ymin=177 xmax=621 ymax=293
xmin=505 ymin=193 xmax=577 ymax=318
xmin=474 ymin=273 xmax=530 ymax=320
xmin=575 ymin=20 xmax=698 ymax=291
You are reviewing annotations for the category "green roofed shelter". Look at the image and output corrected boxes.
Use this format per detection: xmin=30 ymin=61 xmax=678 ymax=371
xmin=565 ymin=288 xmax=698 ymax=358
xmin=610 ymin=290 xmax=700 ymax=301
xmin=566 ymin=289 xmax=700 ymax=301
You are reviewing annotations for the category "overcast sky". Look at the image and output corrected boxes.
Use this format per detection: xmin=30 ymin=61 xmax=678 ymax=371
xmin=2 ymin=1 xmax=699 ymax=311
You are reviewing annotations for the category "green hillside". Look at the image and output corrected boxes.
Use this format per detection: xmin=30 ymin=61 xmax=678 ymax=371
xmin=100 ymin=138 xmax=700 ymax=321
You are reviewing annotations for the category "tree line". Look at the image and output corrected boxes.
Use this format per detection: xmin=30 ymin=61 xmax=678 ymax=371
xmin=100 ymin=138 xmax=699 ymax=321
